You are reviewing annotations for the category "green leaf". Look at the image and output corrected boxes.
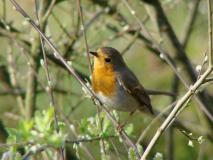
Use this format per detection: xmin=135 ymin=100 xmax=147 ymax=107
xmin=153 ymin=152 xmax=163 ymax=160
xmin=34 ymin=107 xmax=54 ymax=132
xmin=136 ymin=144 xmax=143 ymax=155
xmin=58 ymin=122 xmax=66 ymax=132
xmin=46 ymin=107 xmax=55 ymax=122
xmin=6 ymin=128 xmax=27 ymax=142
xmin=18 ymin=120 xmax=34 ymax=135
xmin=34 ymin=110 xmax=45 ymax=132
xmin=6 ymin=137 xmax=18 ymax=155
xmin=99 ymin=131 xmax=110 ymax=139
xmin=46 ymin=131 xmax=66 ymax=148
xmin=112 ymin=110 xmax=119 ymax=121
xmin=128 ymin=147 xmax=137 ymax=160
xmin=102 ymin=113 xmax=111 ymax=133
xmin=6 ymin=128 xmax=19 ymax=138
xmin=125 ymin=123 xmax=134 ymax=136
xmin=73 ymin=143 xmax=80 ymax=159
xmin=80 ymin=118 xmax=89 ymax=133
xmin=5 ymin=108 xmax=66 ymax=153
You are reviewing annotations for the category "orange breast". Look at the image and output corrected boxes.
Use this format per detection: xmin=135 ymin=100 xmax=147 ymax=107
xmin=92 ymin=67 xmax=116 ymax=97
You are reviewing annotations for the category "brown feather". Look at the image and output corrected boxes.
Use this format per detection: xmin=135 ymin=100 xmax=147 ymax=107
xmin=116 ymin=69 xmax=154 ymax=114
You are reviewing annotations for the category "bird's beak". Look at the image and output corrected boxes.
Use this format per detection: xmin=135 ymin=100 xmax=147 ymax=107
xmin=89 ymin=51 xmax=98 ymax=57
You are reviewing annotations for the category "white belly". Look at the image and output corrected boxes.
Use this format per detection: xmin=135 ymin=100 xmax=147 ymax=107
xmin=96 ymin=85 xmax=139 ymax=112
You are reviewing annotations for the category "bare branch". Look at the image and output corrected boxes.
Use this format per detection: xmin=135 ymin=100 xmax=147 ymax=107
xmin=121 ymin=0 xmax=213 ymax=123
xmin=2 ymin=0 xmax=6 ymax=20
xmin=204 ymin=77 xmax=213 ymax=83
xmin=35 ymin=0 xmax=65 ymax=159
xmin=9 ymin=0 xmax=141 ymax=157
xmin=7 ymin=48 xmax=26 ymax=118
xmin=141 ymin=67 xmax=212 ymax=159
xmin=146 ymin=89 xmax=175 ymax=97
xmin=166 ymin=74 xmax=179 ymax=160
xmin=140 ymin=1 xmax=213 ymax=158
xmin=181 ymin=0 xmax=201 ymax=48
xmin=76 ymin=0 xmax=92 ymax=74
xmin=66 ymin=135 xmax=117 ymax=144
xmin=208 ymin=0 xmax=213 ymax=67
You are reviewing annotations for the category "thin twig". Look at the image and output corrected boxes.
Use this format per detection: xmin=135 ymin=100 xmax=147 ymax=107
xmin=140 ymin=67 xmax=212 ymax=160
xmin=0 ymin=88 xmax=81 ymax=96
xmin=167 ymin=74 xmax=179 ymax=160
xmin=140 ymin=0 xmax=213 ymax=122
xmin=2 ymin=0 xmax=6 ymax=20
xmin=66 ymin=135 xmax=116 ymax=144
xmin=110 ymin=139 xmax=122 ymax=160
xmin=121 ymin=31 xmax=140 ymax=55
xmin=83 ymin=7 xmax=108 ymax=150
xmin=96 ymin=107 xmax=107 ymax=157
xmin=67 ymin=97 xmax=85 ymax=116
xmin=208 ymin=0 xmax=213 ymax=67
xmin=42 ymin=0 xmax=56 ymax=22
xmin=0 ymin=142 xmax=29 ymax=148
xmin=180 ymin=130 xmax=203 ymax=142
xmin=22 ymin=145 xmax=48 ymax=160
xmin=204 ymin=77 xmax=213 ymax=83
xmin=146 ymin=89 xmax=175 ymax=97
xmin=59 ymin=107 xmax=97 ymax=160
xmin=197 ymin=51 xmax=208 ymax=79
xmin=76 ymin=0 xmax=92 ymax=74
xmin=8 ymin=0 xmax=141 ymax=158
xmin=7 ymin=47 xmax=26 ymax=118
xmin=181 ymin=0 xmax=201 ymax=48
xmin=166 ymin=126 xmax=174 ymax=160
xmin=121 ymin=0 xmax=190 ymax=89
xmin=35 ymin=0 xmax=58 ymax=131
xmin=136 ymin=101 xmax=176 ymax=144
xmin=122 ymin=0 xmax=213 ymax=123
xmin=51 ymin=12 xmax=73 ymax=39
xmin=34 ymin=1 xmax=65 ymax=159
xmin=142 ymin=0 xmax=197 ymax=81
xmin=24 ymin=0 xmax=51 ymax=119
xmin=140 ymin=1 xmax=213 ymax=158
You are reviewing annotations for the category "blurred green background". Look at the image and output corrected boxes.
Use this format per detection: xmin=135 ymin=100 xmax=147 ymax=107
xmin=0 ymin=0 xmax=213 ymax=159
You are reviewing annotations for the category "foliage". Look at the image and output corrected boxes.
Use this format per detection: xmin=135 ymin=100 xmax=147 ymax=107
xmin=0 ymin=0 xmax=212 ymax=159
xmin=4 ymin=108 xmax=66 ymax=159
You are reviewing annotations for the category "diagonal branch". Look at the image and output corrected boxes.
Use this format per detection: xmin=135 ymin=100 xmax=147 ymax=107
xmin=122 ymin=0 xmax=213 ymax=123
xmin=34 ymin=1 xmax=65 ymax=159
xmin=181 ymin=0 xmax=201 ymax=48
xmin=141 ymin=67 xmax=212 ymax=159
xmin=76 ymin=0 xmax=93 ymax=74
xmin=9 ymin=0 xmax=141 ymax=158
xmin=208 ymin=0 xmax=213 ymax=67
xmin=140 ymin=0 xmax=213 ymax=158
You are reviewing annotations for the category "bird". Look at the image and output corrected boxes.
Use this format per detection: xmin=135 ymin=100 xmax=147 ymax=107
xmin=89 ymin=50 xmax=189 ymax=132
xmin=90 ymin=47 xmax=153 ymax=115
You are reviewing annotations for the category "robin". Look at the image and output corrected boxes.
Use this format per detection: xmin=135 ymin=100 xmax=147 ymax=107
xmin=90 ymin=47 xmax=153 ymax=115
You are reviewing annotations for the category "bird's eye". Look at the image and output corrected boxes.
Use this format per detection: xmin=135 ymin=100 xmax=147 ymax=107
xmin=105 ymin=58 xmax=111 ymax=63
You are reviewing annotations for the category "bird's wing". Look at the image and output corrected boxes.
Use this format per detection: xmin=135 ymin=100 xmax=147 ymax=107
xmin=116 ymin=69 xmax=153 ymax=114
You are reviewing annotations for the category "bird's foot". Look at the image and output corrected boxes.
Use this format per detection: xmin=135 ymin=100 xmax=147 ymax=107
xmin=116 ymin=123 xmax=125 ymax=133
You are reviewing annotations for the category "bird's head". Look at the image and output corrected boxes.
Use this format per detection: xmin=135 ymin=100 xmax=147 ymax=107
xmin=90 ymin=47 xmax=126 ymax=71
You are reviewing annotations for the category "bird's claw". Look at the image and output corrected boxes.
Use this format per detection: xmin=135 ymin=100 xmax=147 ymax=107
xmin=116 ymin=123 xmax=125 ymax=133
